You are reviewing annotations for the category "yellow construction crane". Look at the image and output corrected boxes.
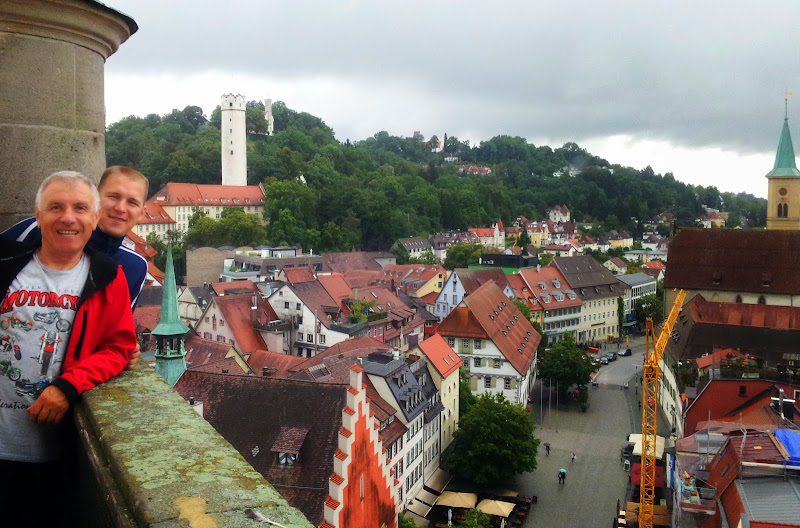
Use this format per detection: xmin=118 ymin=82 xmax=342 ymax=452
xmin=639 ymin=289 xmax=685 ymax=528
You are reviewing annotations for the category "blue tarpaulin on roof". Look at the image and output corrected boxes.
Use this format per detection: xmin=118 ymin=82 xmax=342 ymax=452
xmin=774 ymin=429 xmax=800 ymax=465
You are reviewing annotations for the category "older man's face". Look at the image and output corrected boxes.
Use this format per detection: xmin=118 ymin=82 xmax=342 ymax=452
xmin=34 ymin=180 xmax=98 ymax=261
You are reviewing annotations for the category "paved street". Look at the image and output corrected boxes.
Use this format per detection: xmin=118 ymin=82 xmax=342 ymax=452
xmin=513 ymin=335 xmax=655 ymax=528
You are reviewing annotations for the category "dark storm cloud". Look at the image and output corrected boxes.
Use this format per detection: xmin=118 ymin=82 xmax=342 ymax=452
xmin=108 ymin=0 xmax=800 ymax=153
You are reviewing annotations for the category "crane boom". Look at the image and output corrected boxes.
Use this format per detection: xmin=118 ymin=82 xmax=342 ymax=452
xmin=639 ymin=289 xmax=685 ymax=528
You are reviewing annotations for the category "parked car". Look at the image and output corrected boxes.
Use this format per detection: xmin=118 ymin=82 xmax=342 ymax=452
xmin=599 ymin=355 xmax=609 ymax=365
xmin=619 ymin=347 xmax=632 ymax=357
xmin=608 ymin=351 xmax=618 ymax=361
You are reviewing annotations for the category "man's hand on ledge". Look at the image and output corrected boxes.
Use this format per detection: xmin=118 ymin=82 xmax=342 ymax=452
xmin=28 ymin=385 xmax=69 ymax=425
xmin=125 ymin=343 xmax=141 ymax=370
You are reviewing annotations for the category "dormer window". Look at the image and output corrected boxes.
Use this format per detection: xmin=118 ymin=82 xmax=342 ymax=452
xmin=277 ymin=453 xmax=297 ymax=466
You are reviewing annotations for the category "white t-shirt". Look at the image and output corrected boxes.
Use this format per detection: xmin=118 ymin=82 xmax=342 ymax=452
xmin=0 ymin=253 xmax=89 ymax=462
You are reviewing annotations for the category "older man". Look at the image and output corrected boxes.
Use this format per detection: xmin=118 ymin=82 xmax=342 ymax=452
xmin=3 ymin=166 xmax=149 ymax=309
xmin=0 ymin=172 xmax=136 ymax=513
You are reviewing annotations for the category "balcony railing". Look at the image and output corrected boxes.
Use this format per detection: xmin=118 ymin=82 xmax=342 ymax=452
xmin=72 ymin=364 xmax=314 ymax=527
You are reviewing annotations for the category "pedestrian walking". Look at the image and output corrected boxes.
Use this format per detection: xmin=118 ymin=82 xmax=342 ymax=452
xmin=571 ymin=451 xmax=576 ymax=463
xmin=559 ymin=469 xmax=567 ymax=484
xmin=544 ymin=442 xmax=550 ymax=456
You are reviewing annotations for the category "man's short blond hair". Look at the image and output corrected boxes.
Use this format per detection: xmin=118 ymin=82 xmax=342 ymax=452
xmin=35 ymin=171 xmax=99 ymax=210
xmin=99 ymin=166 xmax=149 ymax=200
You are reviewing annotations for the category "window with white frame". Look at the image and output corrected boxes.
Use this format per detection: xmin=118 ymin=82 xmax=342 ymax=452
xmin=474 ymin=339 xmax=481 ymax=349
xmin=484 ymin=376 xmax=491 ymax=388
xmin=474 ymin=358 xmax=480 ymax=368
xmin=494 ymin=359 xmax=501 ymax=369
xmin=505 ymin=378 xmax=511 ymax=389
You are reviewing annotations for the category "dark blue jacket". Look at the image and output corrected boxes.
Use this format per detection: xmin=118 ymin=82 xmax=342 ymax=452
xmin=2 ymin=218 xmax=147 ymax=309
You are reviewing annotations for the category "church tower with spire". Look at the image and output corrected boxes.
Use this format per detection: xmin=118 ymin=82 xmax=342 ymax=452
xmin=766 ymin=96 xmax=800 ymax=230
xmin=153 ymin=246 xmax=190 ymax=386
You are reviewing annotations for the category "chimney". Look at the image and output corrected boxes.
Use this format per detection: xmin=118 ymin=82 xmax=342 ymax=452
xmin=189 ymin=396 xmax=195 ymax=405
xmin=262 ymin=367 xmax=269 ymax=376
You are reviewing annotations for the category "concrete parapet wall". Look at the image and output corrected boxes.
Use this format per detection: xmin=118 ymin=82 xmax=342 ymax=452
xmin=76 ymin=365 xmax=314 ymax=527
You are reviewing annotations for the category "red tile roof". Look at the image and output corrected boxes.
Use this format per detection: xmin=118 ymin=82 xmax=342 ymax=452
xmin=665 ymin=229 xmax=800 ymax=295
xmin=690 ymin=295 xmax=800 ymax=330
xmin=519 ymin=266 xmax=583 ymax=309
xmin=694 ymin=347 xmax=747 ymax=370
xmin=438 ymin=281 xmax=540 ymax=375
xmin=608 ymin=257 xmax=627 ymax=268
xmin=137 ymin=202 xmax=175 ymax=225
xmin=418 ymin=334 xmax=462 ymax=378
xmin=184 ymin=336 xmax=236 ymax=369
xmin=322 ymin=251 xmax=382 ymax=272
xmin=173 ymin=371 xmax=349 ymax=525
xmin=642 ymin=260 xmax=665 ymax=270
xmin=456 ymin=268 xmax=510 ymax=293
xmin=147 ymin=261 xmax=165 ymax=284
xmin=282 ymin=266 xmax=316 ymax=284
xmin=212 ymin=295 xmax=269 ymax=354
xmin=246 ymin=349 xmax=306 ymax=377
xmin=125 ymin=231 xmax=157 ymax=259
xmin=211 ymin=280 xmax=258 ymax=296
xmin=149 ymin=182 xmax=264 ymax=206
xmin=134 ymin=305 xmax=161 ymax=333
xmin=469 ymin=227 xmax=496 ymax=238
xmin=317 ymin=274 xmax=355 ymax=313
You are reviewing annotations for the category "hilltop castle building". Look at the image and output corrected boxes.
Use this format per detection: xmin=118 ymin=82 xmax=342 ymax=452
xmin=766 ymin=102 xmax=800 ymax=230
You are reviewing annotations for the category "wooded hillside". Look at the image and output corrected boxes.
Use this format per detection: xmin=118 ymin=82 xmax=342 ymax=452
xmin=106 ymin=101 xmax=767 ymax=253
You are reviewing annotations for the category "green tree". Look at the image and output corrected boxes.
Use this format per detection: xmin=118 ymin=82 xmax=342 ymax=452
xmin=531 ymin=320 xmax=547 ymax=354
xmin=146 ymin=231 xmax=186 ymax=279
xmin=538 ymin=253 xmax=553 ymax=267
xmin=537 ymin=333 xmax=599 ymax=392
xmin=517 ymin=228 xmax=531 ymax=255
xmin=459 ymin=368 xmax=477 ymax=418
xmin=397 ymin=514 xmax=416 ymax=528
xmin=188 ymin=206 xmax=207 ymax=229
xmin=445 ymin=393 xmax=539 ymax=486
xmin=635 ymin=293 xmax=664 ymax=324
xmin=443 ymin=244 xmax=486 ymax=269
xmin=457 ymin=509 xmax=492 ymax=528
xmin=408 ymin=250 xmax=440 ymax=265
xmin=617 ymin=296 xmax=625 ymax=336
xmin=392 ymin=244 xmax=410 ymax=265
xmin=513 ymin=298 xmax=532 ymax=322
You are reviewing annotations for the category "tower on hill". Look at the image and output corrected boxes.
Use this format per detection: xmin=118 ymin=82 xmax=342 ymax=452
xmin=766 ymin=97 xmax=800 ymax=230
xmin=264 ymin=98 xmax=274 ymax=136
xmin=221 ymin=93 xmax=247 ymax=186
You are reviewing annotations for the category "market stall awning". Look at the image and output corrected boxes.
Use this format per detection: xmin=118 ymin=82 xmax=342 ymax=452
xmin=476 ymin=499 xmax=516 ymax=517
xmin=628 ymin=433 xmax=667 ymax=459
xmin=424 ymin=467 xmax=451 ymax=493
xmin=416 ymin=489 xmax=440 ymax=507
xmin=436 ymin=491 xmax=478 ymax=509
xmin=406 ymin=500 xmax=431 ymax=518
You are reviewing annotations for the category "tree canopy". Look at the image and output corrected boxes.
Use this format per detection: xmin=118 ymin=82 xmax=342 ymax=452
xmin=537 ymin=332 xmax=599 ymax=391
xmin=445 ymin=393 xmax=539 ymax=486
xmin=106 ymin=102 xmax=767 ymax=255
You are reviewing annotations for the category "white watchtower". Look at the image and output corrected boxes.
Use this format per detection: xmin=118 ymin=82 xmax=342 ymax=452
xmin=220 ymin=94 xmax=247 ymax=186
xmin=264 ymin=98 xmax=275 ymax=136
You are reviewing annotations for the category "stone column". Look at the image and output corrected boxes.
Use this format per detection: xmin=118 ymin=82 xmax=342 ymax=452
xmin=0 ymin=0 xmax=137 ymax=229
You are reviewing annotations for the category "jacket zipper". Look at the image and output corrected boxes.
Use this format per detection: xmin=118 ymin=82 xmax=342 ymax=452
xmin=73 ymin=310 xmax=88 ymax=360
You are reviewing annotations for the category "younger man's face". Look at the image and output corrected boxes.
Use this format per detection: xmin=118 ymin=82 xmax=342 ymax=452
xmin=98 ymin=172 xmax=146 ymax=237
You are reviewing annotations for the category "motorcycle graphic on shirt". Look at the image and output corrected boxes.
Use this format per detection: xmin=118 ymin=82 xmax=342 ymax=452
xmin=38 ymin=331 xmax=63 ymax=376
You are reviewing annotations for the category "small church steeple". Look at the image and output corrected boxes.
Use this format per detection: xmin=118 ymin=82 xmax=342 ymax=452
xmin=766 ymin=93 xmax=800 ymax=178
xmin=153 ymin=246 xmax=190 ymax=386
xmin=766 ymin=93 xmax=800 ymax=230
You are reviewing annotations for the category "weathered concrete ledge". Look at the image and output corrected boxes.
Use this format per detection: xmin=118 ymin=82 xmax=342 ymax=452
xmin=76 ymin=364 xmax=314 ymax=528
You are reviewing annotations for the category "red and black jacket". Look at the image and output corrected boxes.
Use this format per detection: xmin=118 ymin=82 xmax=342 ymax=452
xmin=0 ymin=239 xmax=136 ymax=405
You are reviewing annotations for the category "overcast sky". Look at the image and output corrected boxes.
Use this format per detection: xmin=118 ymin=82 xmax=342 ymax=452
xmin=104 ymin=1 xmax=800 ymax=199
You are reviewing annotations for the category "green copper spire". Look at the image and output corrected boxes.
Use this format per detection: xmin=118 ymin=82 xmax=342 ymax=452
xmin=153 ymin=246 xmax=190 ymax=336
xmin=154 ymin=246 xmax=189 ymax=386
xmin=766 ymin=99 xmax=800 ymax=178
